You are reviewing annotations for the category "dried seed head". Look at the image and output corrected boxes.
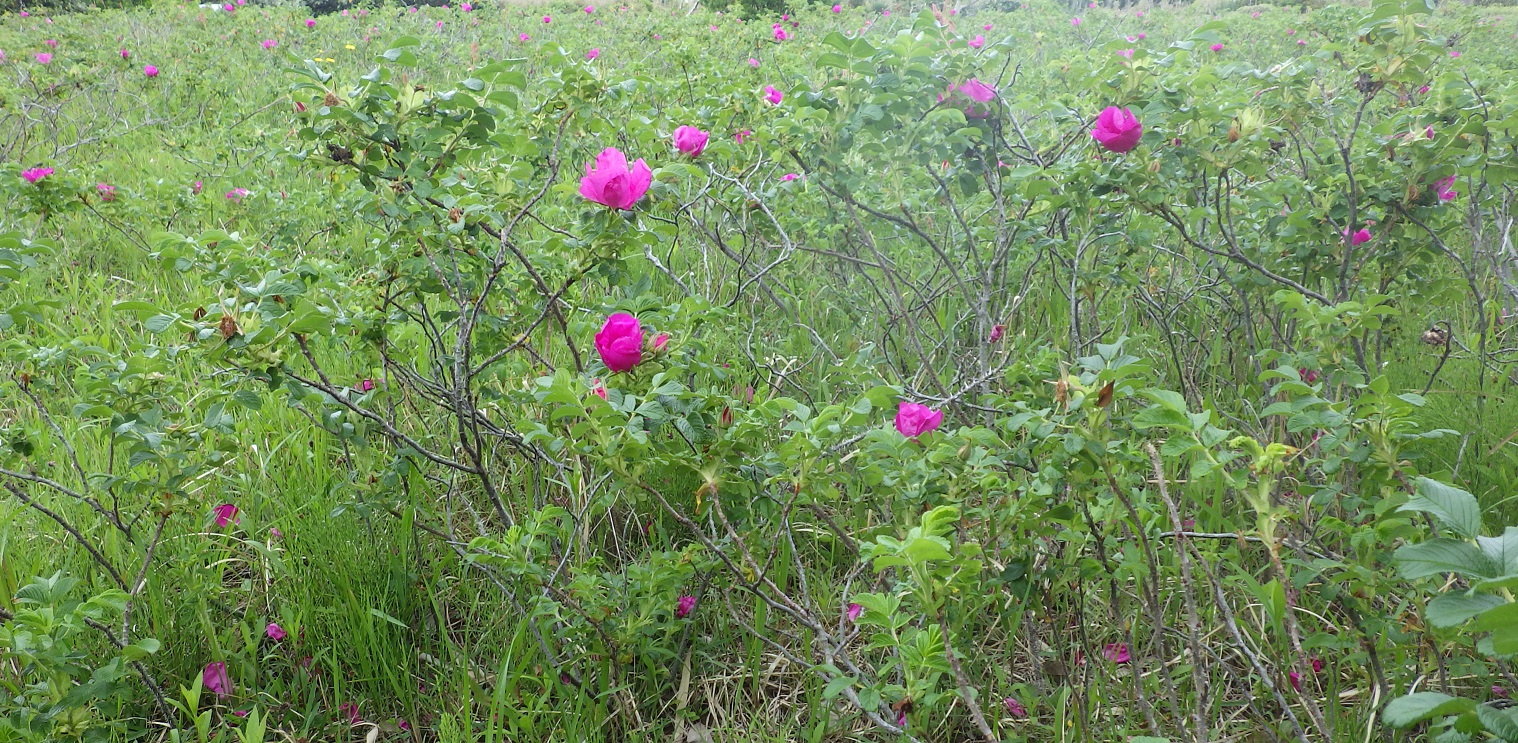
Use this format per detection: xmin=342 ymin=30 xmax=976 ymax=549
xmin=1421 ymin=326 xmax=1450 ymax=346
xmin=218 ymin=315 xmax=239 ymax=339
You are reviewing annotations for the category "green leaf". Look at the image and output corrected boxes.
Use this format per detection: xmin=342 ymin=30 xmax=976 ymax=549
xmin=1399 ymin=477 xmax=1483 ymax=539
xmin=817 ymin=52 xmax=850 ymax=69
xmin=822 ymin=675 xmax=856 ymax=699
xmin=822 ymin=31 xmax=853 ymax=53
xmin=1382 ymin=692 xmax=1473 ymax=727
xmin=1426 ymin=592 xmax=1507 ymax=628
xmin=1472 ymin=601 xmax=1518 ymax=634
xmin=122 ymin=638 xmax=162 ymax=662
xmin=144 ymin=314 xmax=179 ymax=333
xmin=286 ymin=306 xmax=332 ymax=332
xmin=902 ymin=536 xmax=953 ymax=564
xmin=368 ymin=607 xmax=409 ymax=629
xmin=1133 ymin=405 xmax=1190 ymax=430
xmin=381 ymin=47 xmax=419 ymax=66
xmin=1142 ymin=389 xmax=1188 ymax=414
xmin=1477 ymin=705 xmax=1518 ymax=742
xmin=1395 ymin=539 xmax=1498 ymax=580
xmin=1479 ymin=527 xmax=1518 ymax=576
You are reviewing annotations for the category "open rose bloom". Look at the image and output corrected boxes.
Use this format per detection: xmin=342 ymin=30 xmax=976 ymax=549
xmin=1091 ymin=106 xmax=1143 ymax=153
xmin=578 ymin=148 xmax=651 ymax=210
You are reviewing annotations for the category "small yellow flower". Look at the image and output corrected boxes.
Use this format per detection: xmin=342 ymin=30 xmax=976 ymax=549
xmin=345 ymin=44 xmax=355 ymax=50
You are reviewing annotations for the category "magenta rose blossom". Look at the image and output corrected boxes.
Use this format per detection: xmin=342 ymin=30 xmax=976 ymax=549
xmin=585 ymin=48 xmax=600 ymax=60
xmin=846 ymin=602 xmax=863 ymax=621
xmin=1102 ymin=642 xmax=1131 ymax=664
xmin=1091 ymin=106 xmax=1143 ymax=153
xmin=1435 ymin=175 xmax=1458 ymax=201
xmin=895 ymin=401 xmax=943 ymax=438
xmin=143 ymin=64 xmax=158 ymax=77
xmin=1004 ymin=697 xmax=1028 ymax=718
xmin=673 ymin=125 xmax=709 ymax=157
xmin=675 ymin=594 xmax=697 ymax=618
xmin=595 ymin=313 xmax=644 ymax=372
xmin=1344 ymin=226 xmax=1372 ymax=245
xmin=203 ymin=662 xmax=232 ymax=696
xmin=213 ymin=503 xmax=239 ymax=527
xmin=969 ymin=34 xmax=984 ymax=48
xmin=21 ymin=167 xmax=54 ymax=184
xmin=959 ymin=78 xmax=995 ymax=103
xmin=764 ymin=85 xmax=783 ymax=105
xmin=266 ymin=623 xmax=287 ymax=641
xmin=578 ymin=147 xmax=651 ymax=210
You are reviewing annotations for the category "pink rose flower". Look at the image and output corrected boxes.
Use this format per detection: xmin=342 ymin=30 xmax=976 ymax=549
xmin=1091 ymin=106 xmax=1143 ymax=153
xmin=956 ymin=79 xmax=995 ymax=105
xmin=1435 ymin=175 xmax=1458 ymax=202
xmin=673 ymin=125 xmax=708 ymax=157
xmin=595 ymin=313 xmax=644 ymax=372
xmin=894 ymin=401 xmax=943 ymax=438
xmin=203 ymin=662 xmax=232 ymax=697
xmin=578 ymin=148 xmax=651 ymax=210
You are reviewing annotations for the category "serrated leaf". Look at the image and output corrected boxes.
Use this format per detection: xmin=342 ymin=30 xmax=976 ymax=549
xmin=144 ymin=314 xmax=178 ymax=333
xmin=1477 ymin=705 xmax=1518 ymax=742
xmin=822 ymin=675 xmax=856 ymax=699
xmin=1479 ymin=528 xmax=1518 ymax=576
xmin=1426 ymin=592 xmax=1507 ymax=628
xmin=1382 ymin=692 xmax=1473 ymax=727
xmin=1399 ymin=477 xmax=1483 ymax=539
xmin=1395 ymin=538 xmax=1497 ymax=580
